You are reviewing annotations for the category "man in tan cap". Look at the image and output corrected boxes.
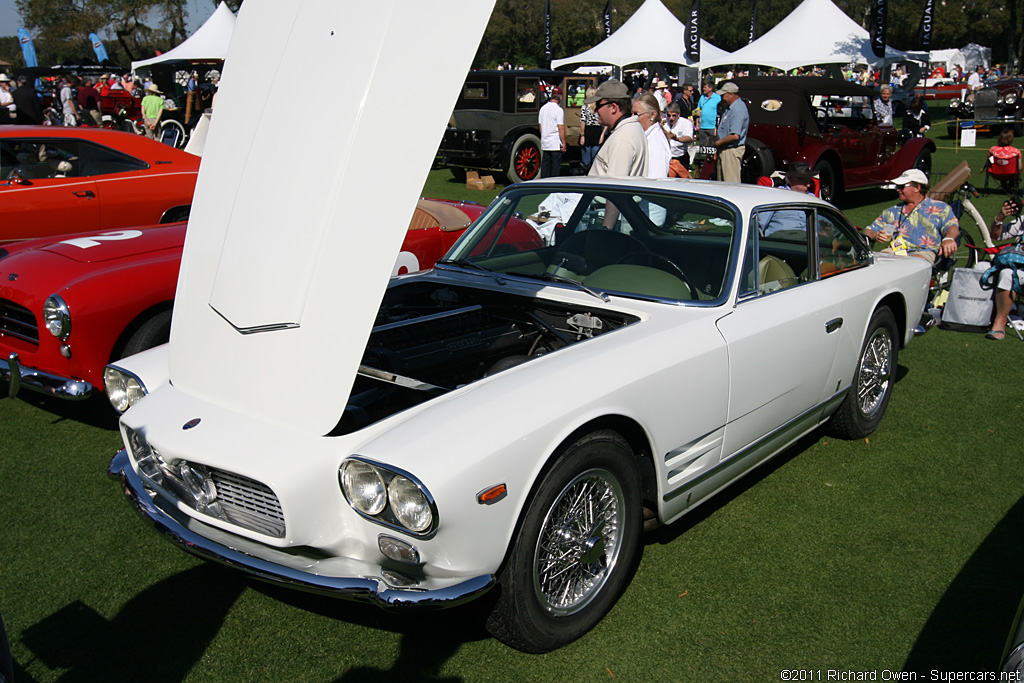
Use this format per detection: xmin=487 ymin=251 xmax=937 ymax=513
xmin=141 ymin=83 xmax=165 ymax=139
xmin=713 ymin=81 xmax=748 ymax=183
xmin=584 ymin=79 xmax=648 ymax=178
xmin=864 ymin=168 xmax=959 ymax=263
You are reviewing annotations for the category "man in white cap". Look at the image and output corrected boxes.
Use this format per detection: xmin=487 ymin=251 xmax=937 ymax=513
xmin=713 ymin=81 xmax=748 ymax=183
xmin=863 ymin=168 xmax=959 ymax=263
xmin=584 ymin=79 xmax=648 ymax=179
xmin=0 ymin=74 xmax=13 ymax=124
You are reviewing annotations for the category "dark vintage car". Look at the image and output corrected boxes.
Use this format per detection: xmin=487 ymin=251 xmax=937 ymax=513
xmin=728 ymin=77 xmax=935 ymax=202
xmin=437 ymin=69 xmax=597 ymax=183
xmin=947 ymin=78 xmax=1024 ymax=139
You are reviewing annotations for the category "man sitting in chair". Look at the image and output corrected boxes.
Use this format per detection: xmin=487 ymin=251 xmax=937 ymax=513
xmin=985 ymin=198 xmax=1024 ymax=340
xmin=863 ymin=169 xmax=959 ymax=264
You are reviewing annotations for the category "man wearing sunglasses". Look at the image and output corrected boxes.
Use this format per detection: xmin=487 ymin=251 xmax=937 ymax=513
xmin=583 ymin=79 xmax=648 ymax=178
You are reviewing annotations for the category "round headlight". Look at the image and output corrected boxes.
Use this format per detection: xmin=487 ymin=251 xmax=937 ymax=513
xmin=105 ymin=367 xmax=129 ymax=412
xmin=1006 ymin=94 xmax=1018 ymax=104
xmin=388 ymin=475 xmax=433 ymax=532
xmin=340 ymin=460 xmax=386 ymax=515
xmin=950 ymin=98 xmax=961 ymax=107
xmin=42 ymin=295 xmax=71 ymax=338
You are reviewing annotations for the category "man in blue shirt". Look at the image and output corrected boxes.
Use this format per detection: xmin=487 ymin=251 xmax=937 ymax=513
xmin=696 ymin=81 xmax=720 ymax=146
xmin=714 ymin=82 xmax=748 ymax=183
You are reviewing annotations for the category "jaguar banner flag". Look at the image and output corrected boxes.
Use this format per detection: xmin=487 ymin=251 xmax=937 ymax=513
xmin=543 ymin=0 xmax=552 ymax=65
xmin=684 ymin=0 xmax=700 ymax=62
xmin=18 ymin=28 xmax=37 ymax=68
xmin=89 ymin=33 xmax=110 ymax=63
xmin=604 ymin=0 xmax=612 ymax=38
xmin=918 ymin=0 xmax=934 ymax=50
xmin=869 ymin=0 xmax=887 ymax=59
xmin=748 ymin=0 xmax=758 ymax=44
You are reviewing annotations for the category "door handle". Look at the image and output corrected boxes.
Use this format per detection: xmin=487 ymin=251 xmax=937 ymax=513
xmin=73 ymin=190 xmax=95 ymax=198
xmin=825 ymin=317 xmax=843 ymax=333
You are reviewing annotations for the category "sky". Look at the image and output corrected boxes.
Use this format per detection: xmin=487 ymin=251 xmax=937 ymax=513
xmin=0 ymin=0 xmax=217 ymax=41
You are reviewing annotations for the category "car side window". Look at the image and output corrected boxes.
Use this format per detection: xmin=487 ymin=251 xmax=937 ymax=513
xmin=78 ymin=142 xmax=148 ymax=176
xmin=749 ymin=206 xmax=811 ymax=295
xmin=3 ymin=139 xmax=80 ymax=179
xmin=816 ymin=209 xmax=869 ymax=278
xmin=515 ymin=78 xmax=540 ymax=112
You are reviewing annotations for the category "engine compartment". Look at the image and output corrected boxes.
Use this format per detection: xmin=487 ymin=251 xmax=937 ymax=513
xmin=332 ymin=281 xmax=639 ymax=435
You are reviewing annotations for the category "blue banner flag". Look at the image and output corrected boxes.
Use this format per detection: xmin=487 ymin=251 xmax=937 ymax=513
xmin=89 ymin=33 xmax=110 ymax=63
xmin=18 ymin=28 xmax=38 ymax=68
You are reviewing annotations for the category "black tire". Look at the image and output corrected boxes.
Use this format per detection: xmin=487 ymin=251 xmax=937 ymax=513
xmin=814 ymin=160 xmax=840 ymax=203
xmin=449 ymin=167 xmax=468 ymax=183
xmin=741 ymin=139 xmax=775 ymax=184
xmin=828 ymin=307 xmax=898 ymax=439
xmin=160 ymin=205 xmax=191 ymax=223
xmin=506 ymin=133 xmax=541 ymax=184
xmin=121 ymin=310 xmax=172 ymax=358
xmin=959 ymin=227 xmax=978 ymax=269
xmin=1013 ymin=111 xmax=1023 ymax=137
xmin=485 ymin=430 xmax=642 ymax=653
xmin=913 ymin=148 xmax=932 ymax=180
xmin=947 ymin=122 xmax=958 ymax=140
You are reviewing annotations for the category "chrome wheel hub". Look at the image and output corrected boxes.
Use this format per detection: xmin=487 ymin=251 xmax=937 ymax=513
xmin=857 ymin=326 xmax=892 ymax=417
xmin=533 ymin=468 xmax=624 ymax=615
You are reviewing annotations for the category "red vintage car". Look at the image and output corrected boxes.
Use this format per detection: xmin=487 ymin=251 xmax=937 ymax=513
xmin=0 ymin=199 xmax=541 ymax=401
xmin=729 ymin=77 xmax=936 ymax=202
xmin=0 ymin=127 xmax=200 ymax=245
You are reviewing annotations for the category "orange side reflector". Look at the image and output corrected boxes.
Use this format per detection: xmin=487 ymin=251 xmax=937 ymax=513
xmin=477 ymin=483 xmax=507 ymax=505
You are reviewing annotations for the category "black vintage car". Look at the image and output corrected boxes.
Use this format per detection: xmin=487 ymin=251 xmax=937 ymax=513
xmin=947 ymin=78 xmax=1024 ymax=139
xmin=437 ymin=69 xmax=597 ymax=183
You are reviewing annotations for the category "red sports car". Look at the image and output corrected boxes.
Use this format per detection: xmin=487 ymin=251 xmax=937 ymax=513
xmin=0 ymin=127 xmax=200 ymax=245
xmin=0 ymin=199 xmax=542 ymax=401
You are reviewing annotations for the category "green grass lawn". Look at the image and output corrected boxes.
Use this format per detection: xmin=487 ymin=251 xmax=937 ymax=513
xmin=3 ymin=126 xmax=1024 ymax=682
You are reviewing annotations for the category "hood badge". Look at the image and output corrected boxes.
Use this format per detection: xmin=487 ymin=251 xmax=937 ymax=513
xmin=182 ymin=418 xmax=202 ymax=430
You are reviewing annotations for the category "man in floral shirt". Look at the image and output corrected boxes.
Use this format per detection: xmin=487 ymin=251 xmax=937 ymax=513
xmin=863 ymin=168 xmax=959 ymax=264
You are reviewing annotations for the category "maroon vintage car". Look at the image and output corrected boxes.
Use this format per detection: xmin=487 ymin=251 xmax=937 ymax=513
xmin=728 ymin=77 xmax=935 ymax=202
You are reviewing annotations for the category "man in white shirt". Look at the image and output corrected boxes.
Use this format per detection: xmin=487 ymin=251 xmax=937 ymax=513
xmin=663 ymin=102 xmax=693 ymax=175
xmin=968 ymin=66 xmax=986 ymax=92
xmin=539 ymin=86 xmax=566 ymax=178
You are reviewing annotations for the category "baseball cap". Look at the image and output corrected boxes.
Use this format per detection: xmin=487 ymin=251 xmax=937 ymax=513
xmin=584 ymin=79 xmax=630 ymax=104
xmin=716 ymin=82 xmax=739 ymax=95
xmin=888 ymin=168 xmax=929 ymax=186
xmin=550 ymin=86 xmax=562 ymax=96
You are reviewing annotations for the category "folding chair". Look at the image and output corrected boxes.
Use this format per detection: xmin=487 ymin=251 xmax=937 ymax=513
xmin=984 ymin=149 xmax=1022 ymax=195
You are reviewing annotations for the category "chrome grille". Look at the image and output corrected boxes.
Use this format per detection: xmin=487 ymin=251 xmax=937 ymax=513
xmin=210 ymin=468 xmax=286 ymax=538
xmin=0 ymin=298 xmax=39 ymax=345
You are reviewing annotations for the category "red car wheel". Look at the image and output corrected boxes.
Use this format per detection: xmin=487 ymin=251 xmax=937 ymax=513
xmin=508 ymin=134 xmax=541 ymax=183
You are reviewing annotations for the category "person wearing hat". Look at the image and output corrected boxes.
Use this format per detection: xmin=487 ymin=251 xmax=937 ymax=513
xmin=757 ymin=162 xmax=817 ymax=237
xmin=142 ymin=83 xmax=165 ymax=139
xmin=539 ymin=85 xmax=566 ymax=178
xmin=653 ymin=80 xmax=670 ymax=112
xmin=584 ymin=78 xmax=648 ymax=180
xmin=0 ymin=74 xmax=13 ymax=124
xmin=713 ymin=82 xmax=748 ymax=184
xmin=864 ymin=168 xmax=959 ymax=264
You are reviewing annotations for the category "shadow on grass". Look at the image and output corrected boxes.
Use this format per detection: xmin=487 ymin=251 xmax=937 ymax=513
xmin=253 ymin=581 xmax=493 ymax=682
xmin=904 ymin=492 xmax=1024 ymax=671
xmin=19 ymin=564 xmax=243 ymax=682
xmin=0 ymin=382 xmax=119 ymax=432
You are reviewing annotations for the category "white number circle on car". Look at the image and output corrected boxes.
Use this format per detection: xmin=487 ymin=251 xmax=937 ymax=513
xmin=59 ymin=230 xmax=144 ymax=249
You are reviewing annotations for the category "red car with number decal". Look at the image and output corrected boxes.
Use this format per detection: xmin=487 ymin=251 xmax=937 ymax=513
xmin=0 ymin=198 xmax=541 ymax=401
xmin=0 ymin=126 xmax=200 ymax=245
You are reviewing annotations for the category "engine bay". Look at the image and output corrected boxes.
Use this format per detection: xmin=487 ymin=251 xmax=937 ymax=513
xmin=332 ymin=281 xmax=639 ymax=435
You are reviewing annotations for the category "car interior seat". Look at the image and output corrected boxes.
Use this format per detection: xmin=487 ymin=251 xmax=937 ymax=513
xmin=758 ymin=255 xmax=799 ymax=294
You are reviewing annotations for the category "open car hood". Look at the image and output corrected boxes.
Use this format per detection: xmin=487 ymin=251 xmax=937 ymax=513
xmin=167 ymin=0 xmax=495 ymax=435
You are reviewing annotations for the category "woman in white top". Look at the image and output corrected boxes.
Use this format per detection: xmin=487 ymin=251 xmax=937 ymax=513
xmin=632 ymin=94 xmax=670 ymax=178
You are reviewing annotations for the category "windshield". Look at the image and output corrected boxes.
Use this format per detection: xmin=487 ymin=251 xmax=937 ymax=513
xmin=445 ymin=185 xmax=738 ymax=301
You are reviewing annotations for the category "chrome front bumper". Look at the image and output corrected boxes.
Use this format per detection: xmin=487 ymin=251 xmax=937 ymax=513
xmin=107 ymin=449 xmax=495 ymax=608
xmin=1 ymin=352 xmax=92 ymax=400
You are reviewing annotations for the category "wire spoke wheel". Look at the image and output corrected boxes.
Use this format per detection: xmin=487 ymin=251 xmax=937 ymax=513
xmin=856 ymin=325 xmax=893 ymax=418
xmin=532 ymin=468 xmax=624 ymax=615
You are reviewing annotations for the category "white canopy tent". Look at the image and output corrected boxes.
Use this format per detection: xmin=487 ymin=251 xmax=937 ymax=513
xmin=551 ymin=0 xmax=730 ymax=70
xmin=928 ymin=48 xmax=966 ymax=74
xmin=701 ymin=0 xmax=922 ymax=70
xmin=131 ymin=2 xmax=237 ymax=73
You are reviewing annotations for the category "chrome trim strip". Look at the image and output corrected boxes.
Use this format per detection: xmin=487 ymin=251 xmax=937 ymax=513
xmin=108 ymin=450 xmax=493 ymax=608
xmin=663 ymin=390 xmax=847 ymax=503
xmin=1 ymin=352 xmax=92 ymax=400
xmin=209 ymin=305 xmax=300 ymax=335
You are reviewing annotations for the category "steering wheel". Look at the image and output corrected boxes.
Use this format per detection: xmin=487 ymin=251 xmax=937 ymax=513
xmin=553 ymin=230 xmax=650 ymax=275
xmin=615 ymin=251 xmax=695 ymax=296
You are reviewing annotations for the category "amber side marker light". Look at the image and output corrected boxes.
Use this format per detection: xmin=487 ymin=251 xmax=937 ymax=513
xmin=477 ymin=484 xmax=507 ymax=505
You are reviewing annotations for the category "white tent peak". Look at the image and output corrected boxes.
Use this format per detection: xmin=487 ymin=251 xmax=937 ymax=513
xmin=701 ymin=0 xmax=920 ymax=70
xmin=551 ymin=0 xmax=730 ymax=69
xmin=132 ymin=2 xmax=237 ymax=72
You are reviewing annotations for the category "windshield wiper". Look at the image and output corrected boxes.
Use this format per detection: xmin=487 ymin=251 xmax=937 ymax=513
xmin=435 ymin=258 xmax=506 ymax=285
xmin=507 ymin=270 xmax=610 ymax=303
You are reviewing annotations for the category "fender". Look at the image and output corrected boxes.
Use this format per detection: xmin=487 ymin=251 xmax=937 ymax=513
xmin=499 ymin=124 xmax=541 ymax=161
xmin=890 ymin=136 xmax=935 ymax=170
xmin=793 ymin=141 xmax=837 ymax=170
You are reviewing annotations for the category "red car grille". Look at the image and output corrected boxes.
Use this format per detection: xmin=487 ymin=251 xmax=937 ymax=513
xmin=0 ymin=299 xmax=39 ymax=345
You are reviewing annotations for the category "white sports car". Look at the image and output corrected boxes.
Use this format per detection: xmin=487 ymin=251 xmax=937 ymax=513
xmin=103 ymin=0 xmax=932 ymax=655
